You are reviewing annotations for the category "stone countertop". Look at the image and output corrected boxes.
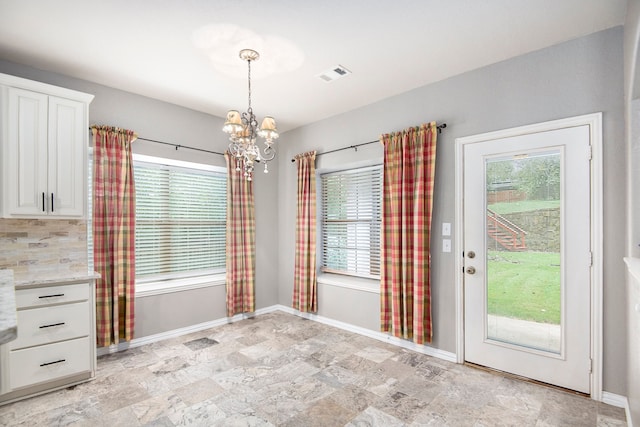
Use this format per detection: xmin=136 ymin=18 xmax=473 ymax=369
xmin=0 ymin=269 xmax=17 ymax=345
xmin=13 ymin=270 xmax=101 ymax=289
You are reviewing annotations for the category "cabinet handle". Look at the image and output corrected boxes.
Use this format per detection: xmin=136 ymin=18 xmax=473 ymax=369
xmin=51 ymin=193 xmax=54 ymax=212
xmin=39 ymin=359 xmax=66 ymax=367
xmin=39 ymin=322 xmax=65 ymax=329
xmin=38 ymin=293 xmax=65 ymax=299
xmin=42 ymin=192 xmax=45 ymax=212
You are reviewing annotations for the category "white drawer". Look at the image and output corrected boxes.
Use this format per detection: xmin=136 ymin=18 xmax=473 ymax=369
xmin=15 ymin=283 xmax=89 ymax=309
xmin=9 ymin=337 xmax=91 ymax=390
xmin=10 ymin=301 xmax=89 ymax=350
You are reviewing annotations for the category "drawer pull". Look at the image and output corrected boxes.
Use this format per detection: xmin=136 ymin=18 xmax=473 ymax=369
xmin=39 ymin=359 xmax=66 ymax=367
xmin=39 ymin=322 xmax=66 ymax=329
xmin=38 ymin=294 xmax=65 ymax=299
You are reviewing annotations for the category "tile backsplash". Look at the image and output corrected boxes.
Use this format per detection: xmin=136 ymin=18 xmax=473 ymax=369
xmin=0 ymin=218 xmax=88 ymax=278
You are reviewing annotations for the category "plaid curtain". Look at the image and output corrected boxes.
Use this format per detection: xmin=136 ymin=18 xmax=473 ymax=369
xmin=292 ymin=151 xmax=317 ymax=312
xmin=380 ymin=122 xmax=438 ymax=344
xmin=225 ymin=153 xmax=256 ymax=316
xmin=92 ymin=125 xmax=137 ymax=347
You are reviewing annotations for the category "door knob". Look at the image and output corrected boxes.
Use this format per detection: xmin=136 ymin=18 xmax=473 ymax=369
xmin=467 ymin=251 xmax=476 ymax=259
xmin=466 ymin=266 xmax=476 ymax=275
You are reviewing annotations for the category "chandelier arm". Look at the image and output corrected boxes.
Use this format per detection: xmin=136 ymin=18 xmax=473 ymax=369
xmin=261 ymin=145 xmax=276 ymax=162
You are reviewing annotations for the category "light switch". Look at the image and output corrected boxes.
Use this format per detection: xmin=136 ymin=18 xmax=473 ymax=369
xmin=443 ymin=239 xmax=451 ymax=253
xmin=442 ymin=222 xmax=451 ymax=236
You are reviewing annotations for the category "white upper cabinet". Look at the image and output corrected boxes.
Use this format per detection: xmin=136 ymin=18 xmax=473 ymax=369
xmin=5 ymin=88 xmax=48 ymax=216
xmin=0 ymin=74 xmax=94 ymax=218
xmin=47 ymin=96 xmax=86 ymax=216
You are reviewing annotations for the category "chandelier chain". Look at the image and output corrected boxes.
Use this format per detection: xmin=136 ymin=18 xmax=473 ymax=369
xmin=247 ymin=59 xmax=252 ymax=112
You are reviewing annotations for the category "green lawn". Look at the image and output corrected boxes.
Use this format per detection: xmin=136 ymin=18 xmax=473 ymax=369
xmin=488 ymin=199 xmax=560 ymax=215
xmin=487 ymin=250 xmax=560 ymax=324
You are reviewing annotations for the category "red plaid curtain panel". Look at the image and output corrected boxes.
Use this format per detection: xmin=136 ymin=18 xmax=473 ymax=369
xmin=380 ymin=122 xmax=438 ymax=344
xmin=225 ymin=153 xmax=256 ymax=316
xmin=91 ymin=125 xmax=137 ymax=347
xmin=292 ymin=151 xmax=318 ymax=312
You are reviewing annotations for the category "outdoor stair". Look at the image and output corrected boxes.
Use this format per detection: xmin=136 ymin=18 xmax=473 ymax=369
xmin=487 ymin=209 xmax=527 ymax=251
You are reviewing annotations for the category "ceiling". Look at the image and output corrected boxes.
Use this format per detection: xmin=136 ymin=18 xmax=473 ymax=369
xmin=0 ymin=0 xmax=628 ymax=133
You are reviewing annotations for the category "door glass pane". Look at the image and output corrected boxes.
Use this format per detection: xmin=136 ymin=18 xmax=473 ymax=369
xmin=485 ymin=150 xmax=561 ymax=354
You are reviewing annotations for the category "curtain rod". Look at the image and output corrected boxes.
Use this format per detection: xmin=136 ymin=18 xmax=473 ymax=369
xmin=88 ymin=127 xmax=225 ymax=156
xmin=135 ymin=136 xmax=225 ymax=156
xmin=290 ymin=123 xmax=446 ymax=162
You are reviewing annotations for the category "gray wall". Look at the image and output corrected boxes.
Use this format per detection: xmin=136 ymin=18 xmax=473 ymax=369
xmin=0 ymin=59 xmax=280 ymax=339
xmin=624 ymin=0 xmax=640 ymax=423
xmin=626 ymin=1 xmax=640 ymax=260
xmin=278 ymin=27 xmax=626 ymax=395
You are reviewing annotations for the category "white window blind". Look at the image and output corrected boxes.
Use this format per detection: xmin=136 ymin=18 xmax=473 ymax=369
xmin=134 ymin=157 xmax=226 ymax=280
xmin=321 ymin=165 xmax=382 ymax=278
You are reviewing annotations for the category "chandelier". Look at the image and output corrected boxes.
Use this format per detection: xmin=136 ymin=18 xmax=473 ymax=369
xmin=223 ymin=49 xmax=278 ymax=181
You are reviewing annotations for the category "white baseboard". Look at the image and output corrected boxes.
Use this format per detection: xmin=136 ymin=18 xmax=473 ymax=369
xmin=96 ymin=306 xmax=277 ymax=357
xmin=273 ymin=304 xmax=457 ymax=362
xmin=97 ymin=304 xmax=456 ymax=364
xmin=602 ymin=392 xmax=632 ymax=426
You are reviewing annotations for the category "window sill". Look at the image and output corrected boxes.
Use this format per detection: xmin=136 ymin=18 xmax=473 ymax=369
xmin=136 ymin=274 xmax=225 ymax=298
xmin=317 ymin=273 xmax=380 ymax=294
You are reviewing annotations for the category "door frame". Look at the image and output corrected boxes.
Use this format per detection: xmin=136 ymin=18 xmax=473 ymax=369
xmin=454 ymin=113 xmax=603 ymax=400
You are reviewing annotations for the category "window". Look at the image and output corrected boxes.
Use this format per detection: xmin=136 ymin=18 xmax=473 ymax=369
xmin=321 ymin=165 xmax=382 ymax=278
xmin=134 ymin=154 xmax=226 ymax=282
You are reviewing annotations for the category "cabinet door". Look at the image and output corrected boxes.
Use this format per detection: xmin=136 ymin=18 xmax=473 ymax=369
xmin=4 ymin=87 xmax=48 ymax=216
xmin=48 ymin=97 xmax=85 ymax=217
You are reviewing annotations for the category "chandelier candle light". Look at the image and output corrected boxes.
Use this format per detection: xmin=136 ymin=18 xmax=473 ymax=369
xmin=223 ymin=49 xmax=278 ymax=181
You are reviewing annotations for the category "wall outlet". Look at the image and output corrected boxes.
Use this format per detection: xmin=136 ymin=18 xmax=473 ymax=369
xmin=442 ymin=222 xmax=451 ymax=236
xmin=443 ymin=239 xmax=451 ymax=253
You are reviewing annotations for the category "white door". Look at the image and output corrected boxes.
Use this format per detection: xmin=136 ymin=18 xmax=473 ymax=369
xmin=463 ymin=124 xmax=592 ymax=393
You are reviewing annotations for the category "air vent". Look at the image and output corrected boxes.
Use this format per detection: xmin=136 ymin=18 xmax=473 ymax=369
xmin=317 ymin=65 xmax=352 ymax=83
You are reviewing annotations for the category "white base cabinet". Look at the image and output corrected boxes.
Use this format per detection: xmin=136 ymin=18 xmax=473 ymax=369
xmin=0 ymin=279 xmax=96 ymax=404
xmin=0 ymin=73 xmax=94 ymax=218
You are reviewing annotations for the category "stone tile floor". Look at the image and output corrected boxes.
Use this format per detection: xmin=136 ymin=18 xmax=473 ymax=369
xmin=0 ymin=311 xmax=628 ymax=426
